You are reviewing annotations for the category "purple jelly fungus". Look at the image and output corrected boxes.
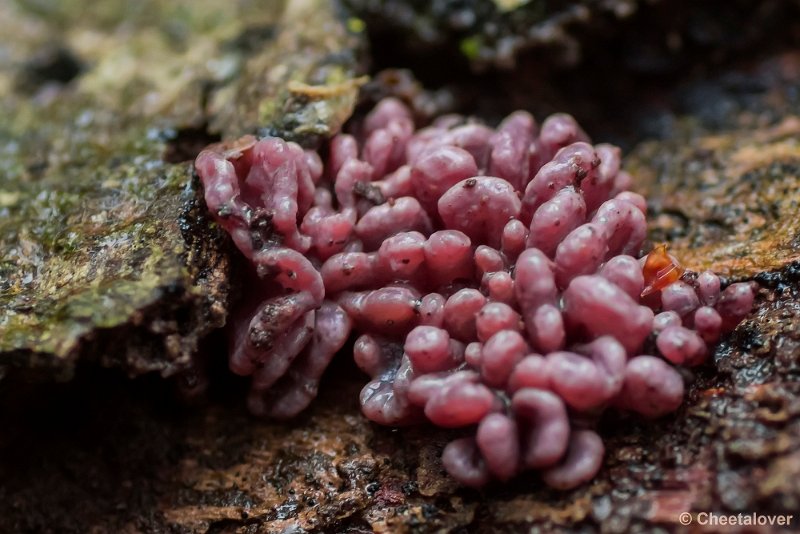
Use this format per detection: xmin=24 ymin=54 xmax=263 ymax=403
xmin=195 ymin=98 xmax=757 ymax=490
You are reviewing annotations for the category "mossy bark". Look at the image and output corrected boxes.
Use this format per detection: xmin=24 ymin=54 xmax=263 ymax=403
xmin=0 ymin=0 xmax=363 ymax=379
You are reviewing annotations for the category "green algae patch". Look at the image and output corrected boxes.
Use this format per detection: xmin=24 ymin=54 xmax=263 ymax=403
xmin=0 ymin=121 xmax=232 ymax=377
xmin=0 ymin=0 xmax=364 ymax=378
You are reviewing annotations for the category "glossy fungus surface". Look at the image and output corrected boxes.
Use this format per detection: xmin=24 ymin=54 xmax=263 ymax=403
xmin=196 ymin=98 xmax=756 ymax=489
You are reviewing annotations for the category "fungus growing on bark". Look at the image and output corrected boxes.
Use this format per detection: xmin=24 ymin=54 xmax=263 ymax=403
xmin=196 ymin=97 xmax=755 ymax=488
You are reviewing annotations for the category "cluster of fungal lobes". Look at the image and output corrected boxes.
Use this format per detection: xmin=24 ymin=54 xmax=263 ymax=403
xmin=195 ymin=98 xmax=755 ymax=489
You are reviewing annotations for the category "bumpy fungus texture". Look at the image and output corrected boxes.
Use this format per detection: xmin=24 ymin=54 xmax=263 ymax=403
xmin=195 ymin=98 xmax=755 ymax=489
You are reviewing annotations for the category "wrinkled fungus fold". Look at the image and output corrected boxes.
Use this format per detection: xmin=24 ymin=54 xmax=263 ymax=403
xmin=196 ymin=97 xmax=755 ymax=489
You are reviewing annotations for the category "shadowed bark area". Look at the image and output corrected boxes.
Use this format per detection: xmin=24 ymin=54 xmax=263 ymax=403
xmin=3 ymin=0 xmax=800 ymax=532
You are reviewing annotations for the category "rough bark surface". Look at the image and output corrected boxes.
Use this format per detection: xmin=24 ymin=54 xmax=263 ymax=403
xmin=0 ymin=0 xmax=361 ymax=379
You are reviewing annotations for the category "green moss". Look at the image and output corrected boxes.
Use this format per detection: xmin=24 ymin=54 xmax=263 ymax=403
xmin=459 ymin=35 xmax=483 ymax=61
xmin=347 ymin=17 xmax=366 ymax=34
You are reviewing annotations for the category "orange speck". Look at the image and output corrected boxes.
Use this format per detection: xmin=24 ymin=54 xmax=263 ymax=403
xmin=641 ymin=244 xmax=685 ymax=297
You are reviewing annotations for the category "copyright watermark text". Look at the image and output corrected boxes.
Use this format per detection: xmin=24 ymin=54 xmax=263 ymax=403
xmin=678 ymin=512 xmax=794 ymax=527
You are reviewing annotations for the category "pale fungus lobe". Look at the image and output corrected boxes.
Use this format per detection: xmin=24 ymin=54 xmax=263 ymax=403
xmin=195 ymin=97 xmax=756 ymax=490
